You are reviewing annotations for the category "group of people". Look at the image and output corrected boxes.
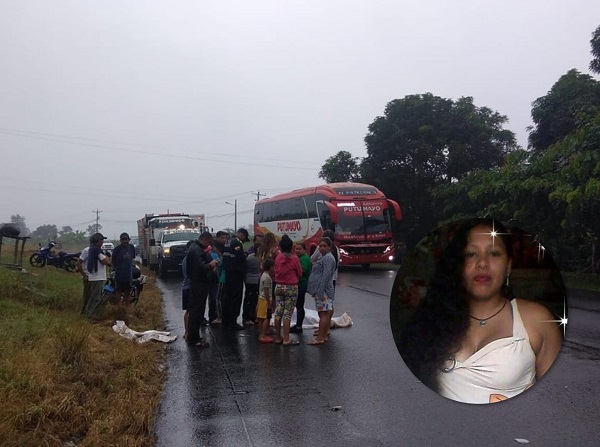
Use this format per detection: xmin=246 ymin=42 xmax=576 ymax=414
xmin=182 ymin=228 xmax=339 ymax=347
xmin=77 ymin=231 xmax=137 ymax=318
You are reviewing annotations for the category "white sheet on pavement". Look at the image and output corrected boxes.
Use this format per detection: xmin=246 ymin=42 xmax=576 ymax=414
xmin=270 ymin=309 xmax=353 ymax=329
xmin=112 ymin=320 xmax=178 ymax=343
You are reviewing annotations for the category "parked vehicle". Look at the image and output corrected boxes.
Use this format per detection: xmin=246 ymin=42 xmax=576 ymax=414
xmin=101 ymin=240 xmax=115 ymax=254
xmin=101 ymin=264 xmax=147 ymax=305
xmin=29 ymin=240 xmax=80 ymax=272
xmin=254 ymin=182 xmax=402 ymax=268
xmin=137 ymin=212 xmax=209 ymax=270
xmin=156 ymin=229 xmax=201 ymax=278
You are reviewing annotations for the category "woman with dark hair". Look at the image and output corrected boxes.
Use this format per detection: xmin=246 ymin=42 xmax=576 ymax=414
xmin=398 ymin=218 xmax=562 ymax=404
xmin=273 ymin=234 xmax=302 ymax=345
xmin=290 ymin=241 xmax=311 ymax=333
xmin=307 ymin=237 xmax=337 ymax=345
xmin=256 ymin=232 xmax=280 ymax=269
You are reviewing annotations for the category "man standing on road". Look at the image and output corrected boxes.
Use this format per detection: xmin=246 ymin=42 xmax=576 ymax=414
xmin=77 ymin=232 xmax=111 ymax=318
xmin=221 ymin=228 xmax=249 ymax=330
xmin=186 ymin=231 xmax=219 ymax=347
xmin=111 ymin=232 xmax=136 ymax=305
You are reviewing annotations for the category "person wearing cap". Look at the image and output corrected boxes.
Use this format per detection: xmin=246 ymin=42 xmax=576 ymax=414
xmin=220 ymin=228 xmax=249 ymax=330
xmin=111 ymin=232 xmax=137 ymax=305
xmin=77 ymin=233 xmax=111 ymax=318
xmin=186 ymin=231 xmax=219 ymax=347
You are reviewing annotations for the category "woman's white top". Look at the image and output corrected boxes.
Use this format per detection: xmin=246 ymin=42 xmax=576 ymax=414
xmin=438 ymin=300 xmax=536 ymax=404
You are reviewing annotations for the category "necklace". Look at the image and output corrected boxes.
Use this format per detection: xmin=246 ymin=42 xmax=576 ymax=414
xmin=469 ymin=299 xmax=507 ymax=327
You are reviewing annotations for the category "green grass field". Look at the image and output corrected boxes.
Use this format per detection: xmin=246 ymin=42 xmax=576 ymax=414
xmin=0 ymin=260 xmax=166 ymax=447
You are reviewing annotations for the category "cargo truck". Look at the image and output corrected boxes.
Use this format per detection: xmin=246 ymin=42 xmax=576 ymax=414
xmin=137 ymin=213 xmax=208 ymax=272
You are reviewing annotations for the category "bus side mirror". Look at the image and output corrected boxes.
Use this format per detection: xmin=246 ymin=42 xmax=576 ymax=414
xmin=324 ymin=202 xmax=338 ymax=224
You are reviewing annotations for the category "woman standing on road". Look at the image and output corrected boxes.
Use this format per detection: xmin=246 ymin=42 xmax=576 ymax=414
xmin=273 ymin=235 xmax=302 ymax=345
xmin=256 ymin=232 xmax=280 ymax=271
xmin=398 ymin=218 xmax=562 ymax=404
xmin=307 ymin=237 xmax=337 ymax=345
xmin=290 ymin=242 xmax=311 ymax=333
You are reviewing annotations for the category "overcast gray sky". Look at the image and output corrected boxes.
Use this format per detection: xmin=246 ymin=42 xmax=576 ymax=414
xmin=1 ymin=0 xmax=598 ymax=240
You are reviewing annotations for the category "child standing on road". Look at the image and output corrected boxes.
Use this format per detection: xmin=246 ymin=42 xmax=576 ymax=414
xmin=257 ymin=259 xmax=275 ymax=343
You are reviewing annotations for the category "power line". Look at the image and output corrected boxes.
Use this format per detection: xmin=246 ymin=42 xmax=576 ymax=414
xmin=252 ymin=190 xmax=267 ymax=201
xmin=0 ymin=127 xmax=319 ymax=171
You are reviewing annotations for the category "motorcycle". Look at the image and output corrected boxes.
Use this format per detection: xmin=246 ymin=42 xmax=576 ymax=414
xmin=102 ymin=264 xmax=147 ymax=306
xmin=29 ymin=240 xmax=80 ymax=272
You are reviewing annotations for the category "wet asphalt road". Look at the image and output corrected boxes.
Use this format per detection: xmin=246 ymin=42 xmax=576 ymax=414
xmin=154 ymin=268 xmax=600 ymax=447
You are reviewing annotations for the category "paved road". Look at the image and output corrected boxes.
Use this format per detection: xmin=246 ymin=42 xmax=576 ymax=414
xmin=154 ymin=267 xmax=600 ymax=446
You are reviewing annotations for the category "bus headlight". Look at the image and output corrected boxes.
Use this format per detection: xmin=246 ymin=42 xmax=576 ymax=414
xmin=383 ymin=245 xmax=392 ymax=254
xmin=339 ymin=248 xmax=348 ymax=256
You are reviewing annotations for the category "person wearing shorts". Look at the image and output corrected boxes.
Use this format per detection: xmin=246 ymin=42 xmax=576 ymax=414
xmin=273 ymin=235 xmax=302 ymax=345
xmin=257 ymin=259 xmax=275 ymax=343
xmin=306 ymin=237 xmax=337 ymax=345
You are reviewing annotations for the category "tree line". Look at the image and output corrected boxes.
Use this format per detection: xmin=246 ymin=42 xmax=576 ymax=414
xmin=1 ymin=214 xmax=100 ymax=247
xmin=319 ymin=25 xmax=600 ymax=272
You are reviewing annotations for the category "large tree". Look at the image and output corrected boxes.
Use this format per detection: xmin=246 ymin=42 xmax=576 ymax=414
xmin=318 ymin=151 xmax=361 ymax=183
xmin=434 ymin=112 xmax=600 ymax=271
xmin=590 ymin=24 xmax=600 ymax=75
xmin=86 ymin=224 xmax=102 ymax=235
xmin=30 ymin=224 xmax=58 ymax=241
xmin=10 ymin=214 xmax=29 ymax=236
xmin=58 ymin=228 xmax=88 ymax=247
xmin=528 ymin=69 xmax=600 ymax=152
xmin=360 ymin=93 xmax=517 ymax=247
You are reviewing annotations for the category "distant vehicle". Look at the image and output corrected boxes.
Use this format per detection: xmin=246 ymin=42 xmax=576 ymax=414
xmin=254 ymin=182 xmax=402 ymax=268
xmin=156 ymin=229 xmax=201 ymax=278
xmin=137 ymin=213 xmax=209 ymax=271
xmin=101 ymin=241 xmax=115 ymax=254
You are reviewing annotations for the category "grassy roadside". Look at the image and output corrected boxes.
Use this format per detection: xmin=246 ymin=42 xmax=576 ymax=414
xmin=0 ymin=261 xmax=167 ymax=447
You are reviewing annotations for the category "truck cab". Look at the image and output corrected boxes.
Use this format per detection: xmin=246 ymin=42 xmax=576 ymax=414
xmin=156 ymin=229 xmax=201 ymax=278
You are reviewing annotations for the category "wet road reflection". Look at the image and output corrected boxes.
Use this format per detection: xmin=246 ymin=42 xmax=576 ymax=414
xmin=154 ymin=269 xmax=600 ymax=446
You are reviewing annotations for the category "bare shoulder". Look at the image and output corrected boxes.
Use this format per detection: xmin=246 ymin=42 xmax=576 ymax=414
xmin=514 ymin=298 xmax=555 ymax=323
xmin=515 ymin=298 xmax=562 ymax=376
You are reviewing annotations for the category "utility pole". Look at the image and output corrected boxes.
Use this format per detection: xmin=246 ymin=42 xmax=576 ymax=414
xmin=252 ymin=190 xmax=267 ymax=201
xmin=92 ymin=209 xmax=102 ymax=233
xmin=225 ymin=200 xmax=237 ymax=230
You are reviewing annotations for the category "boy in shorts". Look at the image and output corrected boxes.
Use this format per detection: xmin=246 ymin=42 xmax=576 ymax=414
xmin=257 ymin=259 xmax=275 ymax=343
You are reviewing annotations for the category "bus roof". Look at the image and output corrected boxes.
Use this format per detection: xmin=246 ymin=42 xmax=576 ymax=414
xmin=256 ymin=182 xmax=386 ymax=204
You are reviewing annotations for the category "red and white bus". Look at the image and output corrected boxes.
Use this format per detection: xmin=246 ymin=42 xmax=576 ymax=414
xmin=254 ymin=182 xmax=402 ymax=267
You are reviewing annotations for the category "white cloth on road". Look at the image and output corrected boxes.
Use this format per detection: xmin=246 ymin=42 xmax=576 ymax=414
xmin=270 ymin=308 xmax=353 ymax=329
xmin=112 ymin=320 xmax=178 ymax=343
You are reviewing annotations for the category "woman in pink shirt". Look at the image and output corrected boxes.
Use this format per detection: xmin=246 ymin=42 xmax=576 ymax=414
xmin=273 ymin=234 xmax=302 ymax=345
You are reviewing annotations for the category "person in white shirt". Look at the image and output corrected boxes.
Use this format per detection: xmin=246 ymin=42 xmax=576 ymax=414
xmin=78 ymin=232 xmax=110 ymax=318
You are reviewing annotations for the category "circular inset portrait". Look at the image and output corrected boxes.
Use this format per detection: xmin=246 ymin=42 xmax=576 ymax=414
xmin=390 ymin=217 xmax=566 ymax=404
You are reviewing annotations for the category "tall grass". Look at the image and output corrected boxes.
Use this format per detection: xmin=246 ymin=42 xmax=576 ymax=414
xmin=0 ymin=264 xmax=167 ymax=447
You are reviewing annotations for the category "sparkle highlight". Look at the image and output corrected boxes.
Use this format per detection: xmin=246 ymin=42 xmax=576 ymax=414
xmin=541 ymin=297 xmax=568 ymax=337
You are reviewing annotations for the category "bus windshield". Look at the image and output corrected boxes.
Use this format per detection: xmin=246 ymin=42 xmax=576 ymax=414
xmin=333 ymin=200 xmax=391 ymax=238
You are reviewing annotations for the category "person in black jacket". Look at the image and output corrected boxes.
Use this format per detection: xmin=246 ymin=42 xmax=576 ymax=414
xmin=221 ymin=228 xmax=249 ymax=330
xmin=186 ymin=232 xmax=219 ymax=346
